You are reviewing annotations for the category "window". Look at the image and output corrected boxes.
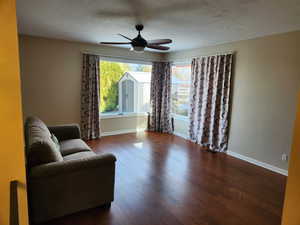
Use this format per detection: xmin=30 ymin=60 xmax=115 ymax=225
xmin=171 ymin=64 xmax=191 ymax=117
xmin=100 ymin=60 xmax=152 ymax=115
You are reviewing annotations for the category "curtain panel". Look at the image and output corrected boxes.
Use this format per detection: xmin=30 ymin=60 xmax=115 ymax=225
xmin=81 ymin=54 xmax=101 ymax=140
xmin=149 ymin=62 xmax=172 ymax=133
xmin=189 ymin=54 xmax=233 ymax=152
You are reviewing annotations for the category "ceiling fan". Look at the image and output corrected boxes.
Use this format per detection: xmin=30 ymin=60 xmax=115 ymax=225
xmin=100 ymin=24 xmax=172 ymax=52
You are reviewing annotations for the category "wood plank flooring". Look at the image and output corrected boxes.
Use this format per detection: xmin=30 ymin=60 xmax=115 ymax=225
xmin=41 ymin=132 xmax=286 ymax=225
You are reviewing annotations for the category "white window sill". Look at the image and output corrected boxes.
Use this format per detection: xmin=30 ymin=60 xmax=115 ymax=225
xmin=171 ymin=114 xmax=189 ymax=122
xmin=101 ymin=112 xmax=148 ymax=119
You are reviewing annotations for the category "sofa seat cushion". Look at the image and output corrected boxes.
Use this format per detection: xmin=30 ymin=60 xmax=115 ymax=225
xmin=63 ymin=151 xmax=96 ymax=161
xmin=60 ymin=139 xmax=91 ymax=156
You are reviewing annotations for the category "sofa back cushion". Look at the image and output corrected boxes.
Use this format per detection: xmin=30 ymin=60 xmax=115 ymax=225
xmin=25 ymin=117 xmax=63 ymax=168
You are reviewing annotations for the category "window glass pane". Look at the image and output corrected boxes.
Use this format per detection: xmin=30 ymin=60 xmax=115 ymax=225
xmin=122 ymin=79 xmax=134 ymax=112
xmin=171 ymin=64 xmax=191 ymax=117
xmin=99 ymin=60 xmax=151 ymax=114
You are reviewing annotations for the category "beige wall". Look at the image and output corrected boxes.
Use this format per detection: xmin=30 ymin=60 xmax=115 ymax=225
xmin=19 ymin=35 xmax=163 ymax=132
xmin=101 ymin=115 xmax=147 ymax=134
xmin=167 ymin=31 xmax=300 ymax=170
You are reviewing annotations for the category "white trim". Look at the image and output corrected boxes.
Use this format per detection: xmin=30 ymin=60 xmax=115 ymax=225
xmin=101 ymin=112 xmax=147 ymax=119
xmin=172 ymin=132 xmax=288 ymax=176
xmin=101 ymin=128 xmax=146 ymax=137
xmin=173 ymin=132 xmax=189 ymax=140
xmin=227 ymin=151 xmax=288 ymax=176
xmin=100 ymin=128 xmax=289 ymax=176
xmin=172 ymin=114 xmax=189 ymax=122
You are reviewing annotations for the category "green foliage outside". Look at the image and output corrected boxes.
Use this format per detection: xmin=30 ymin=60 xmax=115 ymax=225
xmin=100 ymin=61 xmax=128 ymax=113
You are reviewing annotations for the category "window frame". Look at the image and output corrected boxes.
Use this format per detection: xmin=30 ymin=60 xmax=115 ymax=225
xmin=99 ymin=57 xmax=152 ymax=118
xmin=171 ymin=61 xmax=191 ymax=120
xmin=101 ymin=112 xmax=148 ymax=119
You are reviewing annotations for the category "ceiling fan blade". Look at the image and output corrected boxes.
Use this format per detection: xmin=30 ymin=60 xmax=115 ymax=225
xmin=147 ymin=44 xmax=170 ymax=50
xmin=118 ymin=34 xmax=133 ymax=41
xmin=147 ymin=39 xmax=172 ymax=45
xmin=100 ymin=42 xmax=131 ymax=45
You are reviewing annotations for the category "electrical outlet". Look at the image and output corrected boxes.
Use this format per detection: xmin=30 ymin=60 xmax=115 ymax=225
xmin=281 ymin=154 xmax=288 ymax=161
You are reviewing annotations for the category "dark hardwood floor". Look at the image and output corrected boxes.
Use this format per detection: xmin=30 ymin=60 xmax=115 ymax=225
xmin=42 ymin=132 xmax=286 ymax=225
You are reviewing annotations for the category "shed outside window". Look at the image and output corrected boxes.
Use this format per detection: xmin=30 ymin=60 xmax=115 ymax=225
xmin=121 ymin=79 xmax=134 ymax=112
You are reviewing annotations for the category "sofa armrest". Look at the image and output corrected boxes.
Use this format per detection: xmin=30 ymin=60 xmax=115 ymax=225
xmin=28 ymin=153 xmax=116 ymax=223
xmin=29 ymin=153 xmax=116 ymax=179
xmin=48 ymin=124 xmax=81 ymax=141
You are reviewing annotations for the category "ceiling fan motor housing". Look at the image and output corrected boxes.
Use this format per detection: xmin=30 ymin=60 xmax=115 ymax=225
xmin=132 ymin=24 xmax=147 ymax=47
xmin=100 ymin=24 xmax=171 ymax=51
xmin=132 ymin=35 xmax=147 ymax=47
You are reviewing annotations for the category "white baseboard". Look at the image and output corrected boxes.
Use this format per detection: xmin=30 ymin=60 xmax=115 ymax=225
xmin=227 ymin=151 xmax=288 ymax=176
xmin=101 ymin=129 xmax=288 ymax=176
xmin=101 ymin=128 xmax=146 ymax=137
xmin=173 ymin=132 xmax=189 ymax=140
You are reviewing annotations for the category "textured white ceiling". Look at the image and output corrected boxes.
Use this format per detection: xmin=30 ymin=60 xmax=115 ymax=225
xmin=16 ymin=0 xmax=300 ymax=52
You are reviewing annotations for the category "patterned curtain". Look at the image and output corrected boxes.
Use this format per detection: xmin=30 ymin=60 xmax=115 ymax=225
xmin=149 ymin=62 xmax=172 ymax=133
xmin=189 ymin=54 xmax=233 ymax=152
xmin=81 ymin=54 xmax=101 ymax=140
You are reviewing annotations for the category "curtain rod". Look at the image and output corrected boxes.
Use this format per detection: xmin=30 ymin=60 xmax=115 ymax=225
xmin=170 ymin=50 xmax=236 ymax=64
xmin=81 ymin=51 xmax=163 ymax=63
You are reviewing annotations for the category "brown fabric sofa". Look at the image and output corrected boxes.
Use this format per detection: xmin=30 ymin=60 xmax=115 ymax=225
xmin=24 ymin=116 xmax=116 ymax=224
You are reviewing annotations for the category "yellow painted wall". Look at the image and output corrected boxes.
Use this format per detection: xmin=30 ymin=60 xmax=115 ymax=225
xmin=282 ymin=95 xmax=300 ymax=225
xmin=0 ymin=0 xmax=29 ymax=224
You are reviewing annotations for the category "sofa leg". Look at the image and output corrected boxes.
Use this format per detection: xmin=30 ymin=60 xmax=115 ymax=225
xmin=102 ymin=203 xmax=111 ymax=209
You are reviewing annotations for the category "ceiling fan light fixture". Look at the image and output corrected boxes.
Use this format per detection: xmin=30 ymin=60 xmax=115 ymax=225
xmin=132 ymin=46 xmax=145 ymax=53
